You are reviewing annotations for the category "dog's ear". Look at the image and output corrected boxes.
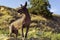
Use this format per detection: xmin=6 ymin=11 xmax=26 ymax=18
xmin=24 ymin=1 xmax=27 ymax=7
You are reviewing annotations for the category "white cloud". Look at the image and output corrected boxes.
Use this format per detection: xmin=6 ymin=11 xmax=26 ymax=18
xmin=50 ymin=9 xmax=57 ymax=12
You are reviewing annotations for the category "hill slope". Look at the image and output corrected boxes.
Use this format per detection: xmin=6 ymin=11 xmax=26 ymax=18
xmin=0 ymin=6 xmax=60 ymax=40
xmin=0 ymin=6 xmax=18 ymax=28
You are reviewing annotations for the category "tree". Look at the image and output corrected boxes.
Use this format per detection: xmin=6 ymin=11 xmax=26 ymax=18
xmin=28 ymin=0 xmax=53 ymax=18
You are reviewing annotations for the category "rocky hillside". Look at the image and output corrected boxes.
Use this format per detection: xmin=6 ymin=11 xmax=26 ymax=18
xmin=0 ymin=6 xmax=60 ymax=40
xmin=0 ymin=6 xmax=60 ymax=32
xmin=0 ymin=6 xmax=18 ymax=28
xmin=31 ymin=14 xmax=60 ymax=33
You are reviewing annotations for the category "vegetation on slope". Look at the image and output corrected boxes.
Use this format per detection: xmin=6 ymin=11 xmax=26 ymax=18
xmin=0 ymin=6 xmax=60 ymax=40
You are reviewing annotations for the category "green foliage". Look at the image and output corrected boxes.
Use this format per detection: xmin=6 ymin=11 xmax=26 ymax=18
xmin=28 ymin=0 xmax=53 ymax=18
xmin=0 ymin=26 xmax=60 ymax=40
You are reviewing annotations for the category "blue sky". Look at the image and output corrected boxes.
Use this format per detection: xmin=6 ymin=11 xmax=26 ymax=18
xmin=0 ymin=0 xmax=60 ymax=15
xmin=49 ymin=0 xmax=60 ymax=15
xmin=0 ymin=0 xmax=28 ymax=8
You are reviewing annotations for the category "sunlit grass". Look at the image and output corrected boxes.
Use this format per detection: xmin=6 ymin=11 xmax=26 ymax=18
xmin=31 ymin=15 xmax=47 ymax=21
xmin=0 ymin=27 xmax=60 ymax=40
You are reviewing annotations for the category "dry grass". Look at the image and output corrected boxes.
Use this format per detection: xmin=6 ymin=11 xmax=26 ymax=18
xmin=31 ymin=15 xmax=47 ymax=21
